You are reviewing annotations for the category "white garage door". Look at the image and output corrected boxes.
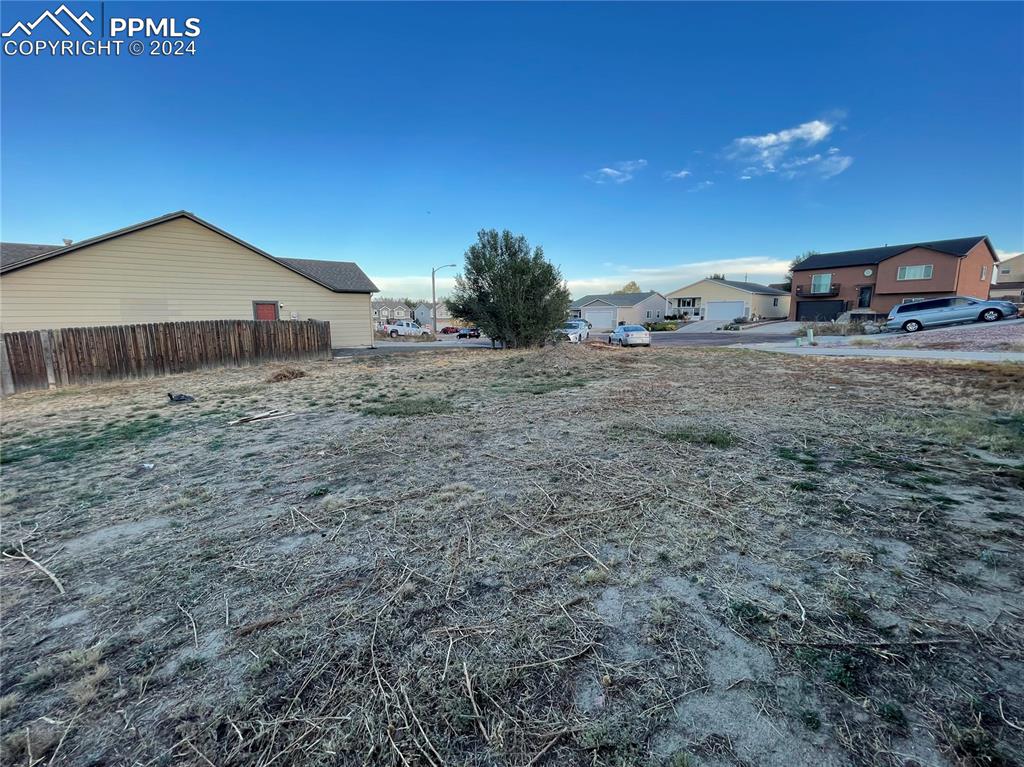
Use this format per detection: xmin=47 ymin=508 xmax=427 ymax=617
xmin=705 ymin=300 xmax=746 ymax=321
xmin=583 ymin=308 xmax=616 ymax=331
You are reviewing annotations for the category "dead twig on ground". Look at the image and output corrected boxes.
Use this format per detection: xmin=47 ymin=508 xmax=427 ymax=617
xmin=3 ymin=542 xmax=65 ymax=594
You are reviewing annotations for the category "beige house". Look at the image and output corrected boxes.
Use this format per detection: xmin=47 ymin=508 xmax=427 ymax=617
xmin=993 ymin=253 xmax=1024 ymax=302
xmin=0 ymin=211 xmax=378 ymax=347
xmin=666 ymin=278 xmax=790 ymax=321
xmin=569 ymin=292 xmax=668 ymax=331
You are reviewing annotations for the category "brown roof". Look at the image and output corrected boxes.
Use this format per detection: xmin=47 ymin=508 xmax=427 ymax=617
xmin=0 ymin=211 xmax=377 ymax=294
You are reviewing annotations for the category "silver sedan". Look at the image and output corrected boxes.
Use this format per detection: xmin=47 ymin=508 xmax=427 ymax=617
xmin=608 ymin=324 xmax=651 ymax=347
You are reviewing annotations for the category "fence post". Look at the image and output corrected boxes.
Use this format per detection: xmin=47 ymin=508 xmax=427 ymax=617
xmin=0 ymin=337 xmax=14 ymax=397
xmin=38 ymin=331 xmax=57 ymax=389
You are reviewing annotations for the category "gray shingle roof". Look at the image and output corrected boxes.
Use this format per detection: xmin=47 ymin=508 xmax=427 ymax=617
xmin=571 ymin=291 xmax=663 ymax=308
xmin=276 ymin=257 xmax=378 ymax=294
xmin=1 ymin=242 xmax=61 ymax=270
xmin=792 ymin=237 xmax=991 ymax=272
xmin=0 ymin=211 xmax=378 ymax=294
xmin=706 ymin=278 xmax=789 ymax=296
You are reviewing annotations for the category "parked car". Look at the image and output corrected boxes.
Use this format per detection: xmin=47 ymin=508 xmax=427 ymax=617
xmin=884 ymin=296 xmax=1019 ymax=333
xmin=457 ymin=327 xmax=481 ymax=339
xmin=553 ymin=322 xmax=586 ymax=343
xmin=608 ymin=324 xmax=651 ymax=347
xmin=572 ymin=318 xmax=593 ymax=330
xmin=440 ymin=326 xmax=460 ymax=334
xmin=383 ymin=320 xmax=431 ymax=338
xmin=560 ymin=320 xmax=590 ymax=341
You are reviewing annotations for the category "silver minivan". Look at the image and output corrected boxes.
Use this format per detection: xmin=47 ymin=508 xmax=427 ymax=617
xmin=885 ymin=296 xmax=1019 ymax=333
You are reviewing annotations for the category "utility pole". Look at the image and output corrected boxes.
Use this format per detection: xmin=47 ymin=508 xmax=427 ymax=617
xmin=431 ymin=263 xmax=456 ymax=333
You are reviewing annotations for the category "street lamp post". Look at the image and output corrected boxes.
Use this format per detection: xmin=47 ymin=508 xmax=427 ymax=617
xmin=431 ymin=263 xmax=456 ymax=333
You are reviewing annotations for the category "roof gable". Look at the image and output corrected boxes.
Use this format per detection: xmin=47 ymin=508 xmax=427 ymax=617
xmin=570 ymin=291 xmax=664 ymax=308
xmin=792 ymin=236 xmax=992 ymax=272
xmin=670 ymin=278 xmax=788 ymax=296
xmin=0 ymin=211 xmax=377 ymax=294
xmin=0 ymin=242 xmax=62 ymax=270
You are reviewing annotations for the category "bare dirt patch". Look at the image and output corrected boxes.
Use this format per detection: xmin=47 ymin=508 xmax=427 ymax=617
xmin=1 ymin=346 xmax=1022 ymax=766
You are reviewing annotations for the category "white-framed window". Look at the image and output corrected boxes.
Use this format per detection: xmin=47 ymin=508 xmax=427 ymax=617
xmin=981 ymin=265 xmax=988 ymax=281
xmin=810 ymin=274 xmax=832 ymax=293
xmin=896 ymin=264 xmax=933 ymax=281
xmin=772 ymin=297 xmax=779 ymax=307
xmin=1001 ymin=267 xmax=1011 ymax=274
xmin=395 ymin=308 xmax=406 ymax=318
xmin=646 ymin=310 xmax=652 ymax=318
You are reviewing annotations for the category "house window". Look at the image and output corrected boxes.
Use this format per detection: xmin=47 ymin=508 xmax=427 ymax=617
xmin=646 ymin=310 xmax=652 ymax=318
xmin=772 ymin=297 xmax=779 ymax=307
xmin=981 ymin=265 xmax=988 ymax=281
xmin=1001 ymin=267 xmax=1011 ymax=274
xmin=896 ymin=265 xmax=933 ymax=281
xmin=810 ymin=274 xmax=832 ymax=293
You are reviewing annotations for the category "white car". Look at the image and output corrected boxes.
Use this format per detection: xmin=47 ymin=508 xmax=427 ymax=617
xmin=608 ymin=324 xmax=651 ymax=347
xmin=553 ymin=322 xmax=586 ymax=343
xmin=557 ymin=320 xmax=590 ymax=342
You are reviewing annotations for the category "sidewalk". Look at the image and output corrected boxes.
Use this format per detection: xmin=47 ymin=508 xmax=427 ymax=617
xmin=734 ymin=341 xmax=1024 ymax=363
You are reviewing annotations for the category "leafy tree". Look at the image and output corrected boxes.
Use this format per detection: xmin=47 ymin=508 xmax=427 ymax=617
xmin=613 ymin=280 xmax=642 ymax=294
xmin=708 ymin=272 xmax=726 ymax=280
xmin=445 ymin=229 xmax=571 ymax=348
xmin=781 ymin=251 xmax=817 ymax=290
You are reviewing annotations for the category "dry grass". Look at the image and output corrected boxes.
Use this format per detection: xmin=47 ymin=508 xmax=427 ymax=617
xmin=1 ymin=345 xmax=1022 ymax=766
xmin=267 ymin=366 xmax=308 ymax=383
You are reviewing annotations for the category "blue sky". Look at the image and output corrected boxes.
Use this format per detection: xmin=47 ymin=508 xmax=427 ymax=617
xmin=2 ymin=1 xmax=1022 ymax=297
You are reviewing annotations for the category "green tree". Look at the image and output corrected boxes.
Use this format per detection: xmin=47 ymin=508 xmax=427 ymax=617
xmin=445 ymin=229 xmax=571 ymax=348
xmin=613 ymin=280 xmax=642 ymax=294
xmin=708 ymin=273 xmax=726 ymax=280
xmin=782 ymin=251 xmax=816 ymax=290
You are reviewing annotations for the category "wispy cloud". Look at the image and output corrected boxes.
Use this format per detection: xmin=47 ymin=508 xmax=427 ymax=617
xmin=728 ymin=119 xmax=853 ymax=180
xmin=585 ymin=159 xmax=647 ymax=184
xmin=689 ymin=180 xmax=714 ymax=192
xmin=566 ymin=256 xmax=791 ymax=297
xmin=664 ymin=169 xmax=691 ymax=180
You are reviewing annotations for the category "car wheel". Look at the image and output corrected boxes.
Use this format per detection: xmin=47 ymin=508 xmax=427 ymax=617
xmin=980 ymin=309 xmax=1002 ymax=322
xmin=389 ymin=330 xmax=399 ymax=338
xmin=902 ymin=320 xmax=922 ymax=333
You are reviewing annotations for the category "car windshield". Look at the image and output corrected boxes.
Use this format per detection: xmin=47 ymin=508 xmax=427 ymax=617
xmin=559 ymin=324 xmax=578 ymax=330
xmin=622 ymin=325 xmax=646 ymax=331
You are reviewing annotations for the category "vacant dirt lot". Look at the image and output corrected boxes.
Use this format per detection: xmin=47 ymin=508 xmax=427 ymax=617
xmin=1 ymin=345 xmax=1022 ymax=766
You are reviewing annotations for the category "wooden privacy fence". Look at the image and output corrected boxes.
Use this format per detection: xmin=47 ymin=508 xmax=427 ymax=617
xmin=0 ymin=319 xmax=332 ymax=396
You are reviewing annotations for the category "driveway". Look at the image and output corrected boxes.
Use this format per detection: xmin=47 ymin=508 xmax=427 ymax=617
xmin=594 ymin=332 xmax=786 ymax=347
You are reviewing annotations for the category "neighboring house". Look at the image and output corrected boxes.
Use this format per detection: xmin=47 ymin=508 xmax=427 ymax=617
xmin=788 ymin=236 xmax=998 ymax=321
xmin=414 ymin=301 xmax=453 ymax=330
xmin=996 ymin=252 xmax=1024 ymax=282
xmin=372 ymin=300 xmax=412 ymax=322
xmin=665 ymin=278 xmax=790 ymax=321
xmin=992 ymin=253 xmax=1024 ymax=302
xmin=569 ymin=292 xmax=668 ymax=331
xmin=0 ymin=211 xmax=378 ymax=347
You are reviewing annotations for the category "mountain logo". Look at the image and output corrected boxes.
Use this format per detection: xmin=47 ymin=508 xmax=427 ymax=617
xmin=2 ymin=4 xmax=94 ymax=37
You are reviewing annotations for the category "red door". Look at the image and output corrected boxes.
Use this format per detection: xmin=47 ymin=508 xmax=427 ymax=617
xmin=253 ymin=302 xmax=279 ymax=321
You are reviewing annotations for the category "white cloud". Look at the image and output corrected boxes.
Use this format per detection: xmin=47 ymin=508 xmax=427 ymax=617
xmin=664 ymin=169 xmax=692 ymax=180
xmin=689 ymin=180 xmax=714 ymax=192
xmin=368 ymin=274 xmax=458 ymax=300
xmin=585 ymin=159 xmax=648 ymax=184
xmin=728 ymin=118 xmax=852 ymax=180
xmin=566 ymin=255 xmax=790 ymax=297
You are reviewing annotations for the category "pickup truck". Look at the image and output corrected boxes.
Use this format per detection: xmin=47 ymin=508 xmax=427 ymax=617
xmin=382 ymin=320 xmax=431 ymax=338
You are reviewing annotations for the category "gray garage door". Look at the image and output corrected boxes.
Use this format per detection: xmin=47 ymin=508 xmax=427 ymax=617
xmin=705 ymin=300 xmax=746 ymax=321
xmin=796 ymin=300 xmax=845 ymax=321
xmin=583 ymin=308 xmax=616 ymax=331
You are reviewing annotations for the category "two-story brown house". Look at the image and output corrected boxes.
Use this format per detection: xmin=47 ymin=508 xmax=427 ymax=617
xmin=788 ymin=236 xmax=998 ymax=321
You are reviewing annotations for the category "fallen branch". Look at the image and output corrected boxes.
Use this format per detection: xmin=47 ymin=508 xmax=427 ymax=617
xmin=3 ymin=543 xmax=65 ymax=594
xmin=462 ymin=661 xmax=490 ymax=744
